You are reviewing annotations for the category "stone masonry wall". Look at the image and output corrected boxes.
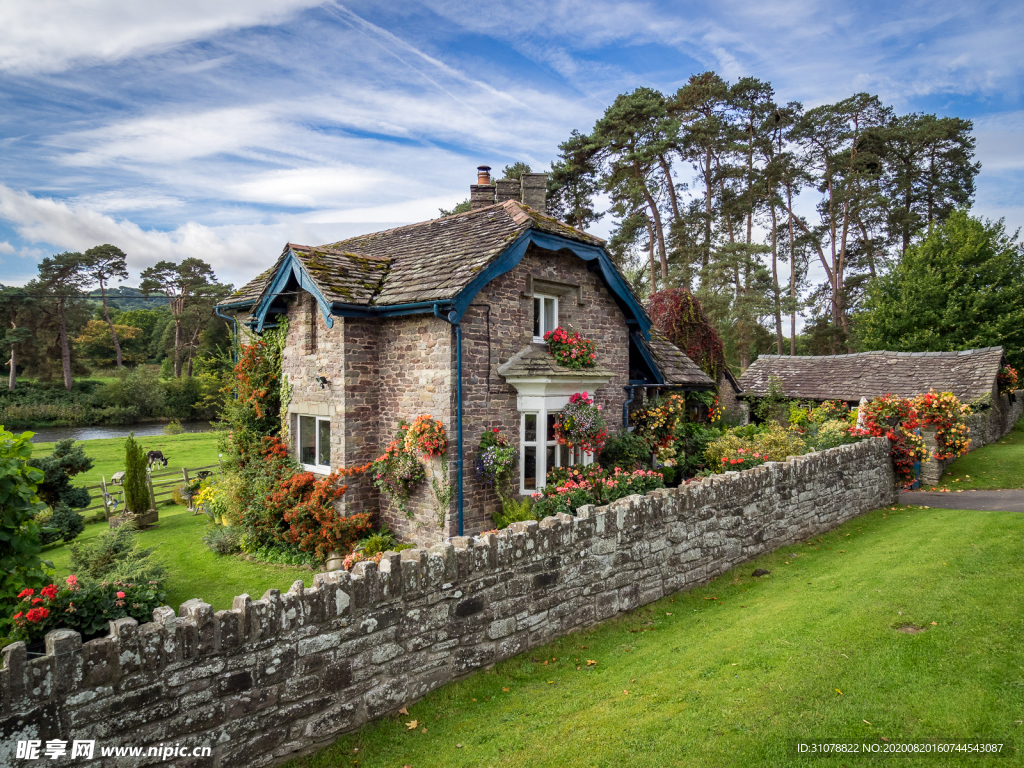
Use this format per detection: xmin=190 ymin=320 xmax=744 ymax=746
xmin=919 ymin=390 xmax=1023 ymax=485
xmin=0 ymin=438 xmax=896 ymax=768
xmin=459 ymin=244 xmax=631 ymax=533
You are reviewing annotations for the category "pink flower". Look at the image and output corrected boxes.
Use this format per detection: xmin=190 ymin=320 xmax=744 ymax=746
xmin=116 ymin=591 xmax=126 ymax=599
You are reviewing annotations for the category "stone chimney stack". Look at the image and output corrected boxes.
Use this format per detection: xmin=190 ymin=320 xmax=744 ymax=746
xmin=470 ymin=165 xmax=495 ymax=210
xmin=494 ymin=178 xmax=521 ymax=204
xmin=520 ymin=172 xmax=548 ymax=214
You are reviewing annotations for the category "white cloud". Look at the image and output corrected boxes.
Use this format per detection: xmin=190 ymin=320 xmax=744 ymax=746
xmin=0 ymin=0 xmax=325 ymax=74
xmin=0 ymin=241 xmax=14 ymax=254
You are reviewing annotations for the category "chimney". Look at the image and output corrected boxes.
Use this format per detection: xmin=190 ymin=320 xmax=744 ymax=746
xmin=495 ymin=178 xmax=521 ymax=204
xmin=470 ymin=165 xmax=495 ymax=210
xmin=520 ymin=172 xmax=548 ymax=214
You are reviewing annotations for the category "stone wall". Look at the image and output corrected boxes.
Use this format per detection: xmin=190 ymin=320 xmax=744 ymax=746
xmin=919 ymin=391 xmax=1022 ymax=485
xmin=0 ymin=438 xmax=896 ymax=768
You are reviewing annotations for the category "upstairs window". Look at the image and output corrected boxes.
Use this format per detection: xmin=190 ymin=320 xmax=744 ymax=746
xmin=533 ymin=294 xmax=558 ymax=341
xmin=297 ymin=415 xmax=331 ymax=473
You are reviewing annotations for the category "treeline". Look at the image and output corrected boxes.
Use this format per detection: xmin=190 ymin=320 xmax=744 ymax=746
xmin=1 ymin=246 xmax=233 ymax=390
xmin=545 ymin=73 xmax=980 ymax=367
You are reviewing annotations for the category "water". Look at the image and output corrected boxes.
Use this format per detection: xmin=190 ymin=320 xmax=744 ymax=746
xmin=27 ymin=421 xmax=215 ymax=444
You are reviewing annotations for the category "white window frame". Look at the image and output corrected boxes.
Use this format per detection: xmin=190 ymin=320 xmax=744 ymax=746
xmin=296 ymin=415 xmax=331 ymax=474
xmin=519 ymin=403 xmax=593 ymax=494
xmin=532 ymin=293 xmax=558 ymax=342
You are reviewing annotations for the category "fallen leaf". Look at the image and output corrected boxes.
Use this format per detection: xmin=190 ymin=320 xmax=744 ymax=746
xmin=472 ymin=698 xmax=477 ymax=702
xmin=835 ymin=689 xmax=843 ymax=695
xmin=456 ymin=744 xmax=463 ymax=748
xmin=587 ymin=660 xmax=597 ymax=666
xmin=665 ymin=612 xmax=673 ymax=616
xmin=421 ymin=727 xmax=427 ymax=734
xmin=398 ymin=707 xmax=409 ymax=716
xmin=863 ymin=720 xmax=872 ymax=726
xmin=930 ymin=621 xmax=937 ymax=625
xmin=548 ymin=681 xmax=554 ymax=684
xmin=623 ymin=690 xmax=629 ymax=695
xmin=542 ymin=661 xmax=548 ymax=666
xmin=406 ymin=720 xmax=418 ymax=730
xmin=502 ymin=687 xmax=509 ymax=692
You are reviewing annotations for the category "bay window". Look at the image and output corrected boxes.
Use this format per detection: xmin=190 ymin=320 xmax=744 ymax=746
xmin=519 ymin=404 xmax=591 ymax=494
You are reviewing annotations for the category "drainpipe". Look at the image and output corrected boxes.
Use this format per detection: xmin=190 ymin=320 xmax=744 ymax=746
xmin=434 ymin=305 xmax=464 ymax=536
xmin=622 ymin=385 xmax=635 ymax=429
xmin=214 ymin=306 xmax=239 ymax=363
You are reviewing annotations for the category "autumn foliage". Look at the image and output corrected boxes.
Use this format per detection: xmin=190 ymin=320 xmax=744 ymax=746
xmin=647 ymin=288 xmax=726 ymax=380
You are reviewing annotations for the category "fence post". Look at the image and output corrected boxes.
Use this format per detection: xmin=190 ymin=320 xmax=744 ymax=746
xmin=146 ymin=468 xmax=156 ymax=511
xmin=100 ymin=477 xmax=111 ymax=520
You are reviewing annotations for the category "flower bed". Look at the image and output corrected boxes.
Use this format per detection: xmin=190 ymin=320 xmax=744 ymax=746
xmin=531 ymin=464 xmax=664 ymax=518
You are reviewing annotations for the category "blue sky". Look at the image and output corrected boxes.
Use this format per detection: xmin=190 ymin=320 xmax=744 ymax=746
xmin=0 ymin=0 xmax=1021 ymax=289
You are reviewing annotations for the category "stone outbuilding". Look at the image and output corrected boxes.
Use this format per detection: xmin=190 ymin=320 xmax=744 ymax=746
xmin=217 ymin=166 xmax=714 ymax=545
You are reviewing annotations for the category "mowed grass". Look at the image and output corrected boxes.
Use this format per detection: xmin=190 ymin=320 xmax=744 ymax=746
xmin=938 ymin=416 xmax=1024 ymax=491
xmin=31 ymin=431 xmax=222 ymax=482
xmin=43 ymin=502 xmax=316 ymax=612
xmin=286 ymin=504 xmax=1024 ymax=768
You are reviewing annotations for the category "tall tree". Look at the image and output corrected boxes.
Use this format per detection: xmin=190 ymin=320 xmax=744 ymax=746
xmin=548 ymin=130 xmax=605 ymax=231
xmin=140 ymin=258 xmax=224 ymax=378
xmin=859 ymin=210 xmax=1024 ymax=370
xmin=788 ymin=94 xmax=891 ymax=350
xmin=0 ymin=287 xmax=34 ymax=391
xmin=36 ymin=252 xmax=90 ymax=391
xmin=83 ymin=244 xmax=130 ymax=369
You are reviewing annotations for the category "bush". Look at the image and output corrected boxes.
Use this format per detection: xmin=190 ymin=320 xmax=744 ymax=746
xmin=203 ymin=525 xmax=242 ymax=555
xmin=68 ymin=523 xmax=166 ymax=584
xmin=5 ymin=575 xmax=165 ymax=646
xmin=491 ymin=497 xmax=538 ymax=529
xmin=164 ymin=419 xmax=185 ymax=435
xmin=38 ymin=504 xmax=85 ymax=546
xmin=705 ymin=423 xmax=807 ymax=472
xmin=598 ymin=431 xmax=651 ymax=471
xmin=33 ymin=438 xmax=93 ymax=512
xmin=98 ymin=367 xmax=165 ymax=418
xmin=803 ymin=420 xmax=861 ymax=452
xmin=0 ymin=429 xmax=50 ymax=635
xmin=123 ymin=434 xmax=150 ymax=514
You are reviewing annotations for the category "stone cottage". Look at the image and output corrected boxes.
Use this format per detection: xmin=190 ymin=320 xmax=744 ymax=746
xmin=217 ymin=167 xmax=714 ymax=545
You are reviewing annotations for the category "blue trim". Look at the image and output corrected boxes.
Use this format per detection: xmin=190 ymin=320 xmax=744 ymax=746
xmin=251 ymin=250 xmax=335 ymax=332
xmin=631 ymin=331 xmax=665 ymax=385
xmin=448 ymin=231 xmax=652 ymax=337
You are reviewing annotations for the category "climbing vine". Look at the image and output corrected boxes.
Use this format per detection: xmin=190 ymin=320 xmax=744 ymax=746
xmin=647 ymin=288 xmax=726 ymax=381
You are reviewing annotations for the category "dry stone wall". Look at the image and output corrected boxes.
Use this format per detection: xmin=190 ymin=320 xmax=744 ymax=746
xmin=0 ymin=438 xmax=896 ymax=768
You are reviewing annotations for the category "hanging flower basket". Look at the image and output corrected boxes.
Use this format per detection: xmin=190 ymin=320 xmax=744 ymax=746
xmin=404 ymin=414 xmax=448 ymax=458
xmin=997 ymin=365 xmax=1018 ymax=396
xmin=553 ymin=392 xmax=608 ymax=454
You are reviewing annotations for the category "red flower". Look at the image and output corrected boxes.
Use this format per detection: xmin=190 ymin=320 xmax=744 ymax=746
xmin=17 ymin=588 xmax=33 ymax=599
xmin=40 ymin=584 xmax=58 ymax=600
xmin=25 ymin=607 xmax=49 ymax=623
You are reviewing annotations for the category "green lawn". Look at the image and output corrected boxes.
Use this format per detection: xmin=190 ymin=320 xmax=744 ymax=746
xmin=937 ymin=416 xmax=1024 ymax=491
xmin=31 ymin=432 xmax=222 ymax=483
xmin=286 ymin=504 xmax=1024 ymax=768
xmin=43 ymin=503 xmax=316 ymax=612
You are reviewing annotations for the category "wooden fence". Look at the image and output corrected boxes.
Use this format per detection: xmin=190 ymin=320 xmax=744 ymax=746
xmin=82 ymin=462 xmax=222 ymax=519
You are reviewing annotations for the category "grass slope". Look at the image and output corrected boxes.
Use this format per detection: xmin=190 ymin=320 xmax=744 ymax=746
xmin=44 ymin=502 xmax=315 ymax=612
xmin=937 ymin=416 xmax=1024 ymax=491
xmin=287 ymin=504 xmax=1024 ymax=768
xmin=31 ymin=432 xmax=221 ymax=483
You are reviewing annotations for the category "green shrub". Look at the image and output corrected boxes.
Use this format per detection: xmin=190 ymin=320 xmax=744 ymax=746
xmin=164 ymin=419 xmax=185 ymax=435
xmin=99 ymin=367 xmax=165 ymax=418
xmin=491 ymin=496 xmax=538 ymax=529
xmin=33 ymin=438 xmax=93 ymax=512
xmin=705 ymin=423 xmax=807 ymax=472
xmin=123 ymin=434 xmax=150 ymax=514
xmin=68 ymin=523 xmax=166 ymax=584
xmin=598 ymin=432 xmax=652 ymax=471
xmin=38 ymin=504 xmax=85 ymax=545
xmin=804 ymin=420 xmax=861 ymax=452
xmin=356 ymin=525 xmax=414 ymax=557
xmin=0 ymin=429 xmax=50 ymax=635
xmin=202 ymin=525 xmax=242 ymax=555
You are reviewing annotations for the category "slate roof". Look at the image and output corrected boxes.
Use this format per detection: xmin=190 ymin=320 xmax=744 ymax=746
xmin=220 ymin=200 xmax=604 ymax=310
xmin=497 ymin=344 xmax=615 ymax=380
xmin=642 ymin=332 xmax=716 ymax=388
xmin=738 ymin=347 xmax=1006 ymax=403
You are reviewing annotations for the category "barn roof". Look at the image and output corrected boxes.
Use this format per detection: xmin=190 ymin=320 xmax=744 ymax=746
xmin=738 ymin=347 xmax=1007 ymax=403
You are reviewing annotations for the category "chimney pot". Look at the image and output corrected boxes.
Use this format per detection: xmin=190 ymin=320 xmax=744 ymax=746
xmin=477 ymin=165 xmax=492 ymax=185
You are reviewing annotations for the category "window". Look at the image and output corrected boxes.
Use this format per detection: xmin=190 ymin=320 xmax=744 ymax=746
xmin=297 ymin=415 xmax=331 ymax=472
xmin=519 ymin=405 xmax=591 ymax=493
xmin=532 ymin=293 xmax=558 ymax=341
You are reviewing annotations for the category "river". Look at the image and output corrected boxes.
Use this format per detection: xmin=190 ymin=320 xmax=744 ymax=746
xmin=27 ymin=421 xmax=216 ymax=443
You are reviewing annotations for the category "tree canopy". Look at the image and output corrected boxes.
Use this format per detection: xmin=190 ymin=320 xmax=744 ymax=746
xmin=859 ymin=210 xmax=1024 ymax=370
